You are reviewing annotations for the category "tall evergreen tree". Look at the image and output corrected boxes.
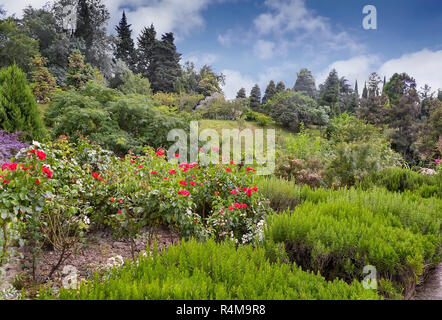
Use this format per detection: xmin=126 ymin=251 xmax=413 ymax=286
xmin=0 ymin=64 xmax=45 ymax=139
xmin=362 ymin=82 xmax=368 ymax=99
xmin=293 ymin=68 xmax=317 ymax=99
xmin=249 ymin=84 xmax=261 ymax=110
xmin=276 ymin=81 xmax=286 ymax=92
xmin=262 ymin=80 xmax=277 ymax=104
xmin=115 ymin=11 xmax=137 ymax=71
xmin=149 ymin=32 xmax=182 ymax=92
xmin=65 ymin=50 xmax=94 ymax=89
xmin=137 ymin=24 xmax=157 ymax=79
xmin=319 ymin=69 xmax=340 ymax=116
xmin=30 ymin=55 xmax=57 ymax=103
xmin=236 ymin=87 xmax=246 ymax=99
xmin=355 ymin=80 xmax=359 ymax=97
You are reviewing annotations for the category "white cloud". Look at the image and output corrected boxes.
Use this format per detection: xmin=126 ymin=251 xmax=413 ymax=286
xmin=0 ymin=0 xmax=50 ymax=17
xmin=316 ymin=55 xmax=380 ymax=89
xmin=253 ymin=40 xmax=276 ymax=60
xmin=378 ymin=49 xmax=442 ymax=91
xmin=182 ymin=52 xmax=219 ymax=68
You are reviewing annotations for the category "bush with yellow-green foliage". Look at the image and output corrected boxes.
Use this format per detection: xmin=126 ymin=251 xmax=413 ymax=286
xmin=38 ymin=239 xmax=381 ymax=300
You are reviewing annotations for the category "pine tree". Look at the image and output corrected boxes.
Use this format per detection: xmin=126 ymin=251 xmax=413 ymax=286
xmin=0 ymin=64 xmax=45 ymax=139
xmin=115 ymin=11 xmax=137 ymax=71
xmin=319 ymin=69 xmax=340 ymax=116
xmin=149 ymin=32 xmax=182 ymax=92
xmin=65 ymin=50 xmax=95 ymax=89
xmin=30 ymin=55 xmax=57 ymax=103
xmin=293 ymin=68 xmax=317 ymax=99
xmin=276 ymin=81 xmax=286 ymax=92
xmin=236 ymin=88 xmax=246 ymax=99
xmin=137 ymin=24 xmax=157 ymax=79
xmin=262 ymin=80 xmax=277 ymax=104
xmin=249 ymin=84 xmax=261 ymax=110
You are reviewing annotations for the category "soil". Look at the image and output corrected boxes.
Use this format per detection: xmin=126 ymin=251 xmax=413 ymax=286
xmin=0 ymin=226 xmax=180 ymax=299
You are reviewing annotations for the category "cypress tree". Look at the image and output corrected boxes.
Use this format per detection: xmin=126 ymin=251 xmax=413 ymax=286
xmin=354 ymin=80 xmax=359 ymax=97
xmin=0 ymin=64 xmax=45 ymax=139
xmin=362 ymin=82 xmax=368 ymax=99
xmin=249 ymin=84 xmax=261 ymax=110
xmin=236 ymin=88 xmax=246 ymax=99
xmin=115 ymin=11 xmax=137 ymax=71
xmin=262 ymin=80 xmax=277 ymax=104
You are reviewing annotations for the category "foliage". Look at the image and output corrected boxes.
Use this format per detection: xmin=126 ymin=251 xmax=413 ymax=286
xmin=267 ymin=90 xmax=330 ymax=131
xmin=265 ymin=198 xmax=441 ymax=298
xmin=30 ymin=55 xmax=57 ymax=103
xmin=249 ymin=84 xmax=262 ymax=111
xmin=318 ymin=69 xmax=340 ymax=116
xmin=199 ymin=95 xmax=246 ymax=121
xmin=275 ymin=155 xmax=326 ymax=188
xmin=153 ymin=92 xmax=204 ymax=113
xmin=39 ymin=239 xmax=381 ymax=300
xmin=0 ymin=64 xmax=46 ymax=140
xmin=262 ymin=80 xmax=277 ymax=104
xmin=65 ymin=50 xmax=95 ymax=90
xmin=45 ymin=81 xmax=190 ymax=155
xmin=0 ymin=18 xmax=39 ymax=75
xmin=293 ymin=68 xmax=317 ymax=99
xmin=283 ymin=126 xmax=330 ymax=160
xmin=244 ymin=110 xmax=274 ymax=127
xmin=114 ymin=12 xmax=137 ymax=71
xmin=117 ymin=70 xmax=152 ymax=96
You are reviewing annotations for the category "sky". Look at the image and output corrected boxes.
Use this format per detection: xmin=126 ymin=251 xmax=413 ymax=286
xmin=1 ymin=0 xmax=442 ymax=99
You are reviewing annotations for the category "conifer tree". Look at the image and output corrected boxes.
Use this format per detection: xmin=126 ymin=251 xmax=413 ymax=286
xmin=293 ymin=68 xmax=317 ymax=99
xmin=0 ymin=64 xmax=45 ymax=139
xmin=249 ymin=84 xmax=262 ymax=110
xmin=30 ymin=55 xmax=57 ymax=103
xmin=276 ymin=81 xmax=286 ymax=92
xmin=362 ymin=82 xmax=368 ymax=99
xmin=115 ymin=11 xmax=137 ymax=71
xmin=65 ymin=50 xmax=94 ymax=89
xmin=236 ymin=88 xmax=246 ymax=99
xmin=137 ymin=24 xmax=157 ymax=79
xmin=262 ymin=80 xmax=277 ymax=104
xmin=149 ymin=32 xmax=182 ymax=92
xmin=319 ymin=69 xmax=340 ymax=116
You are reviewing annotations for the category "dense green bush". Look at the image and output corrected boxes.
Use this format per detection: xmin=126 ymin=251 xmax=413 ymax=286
xmin=0 ymin=64 xmax=46 ymax=139
xmin=245 ymin=110 xmax=274 ymax=127
xmin=360 ymin=167 xmax=442 ymax=198
xmin=265 ymin=190 xmax=442 ymax=298
xmin=45 ymin=81 xmax=191 ymax=155
xmin=39 ymin=239 xmax=381 ymax=300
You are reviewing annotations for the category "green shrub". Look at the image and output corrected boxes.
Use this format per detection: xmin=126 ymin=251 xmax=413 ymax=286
xmin=0 ymin=64 xmax=46 ymax=140
xmin=45 ymin=81 xmax=190 ymax=155
xmin=39 ymin=239 xmax=381 ymax=300
xmin=265 ymin=199 xmax=441 ymax=298
xmin=245 ymin=110 xmax=274 ymax=127
xmin=360 ymin=167 xmax=442 ymax=198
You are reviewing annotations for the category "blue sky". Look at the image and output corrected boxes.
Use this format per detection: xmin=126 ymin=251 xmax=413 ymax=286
xmin=2 ymin=0 xmax=442 ymax=98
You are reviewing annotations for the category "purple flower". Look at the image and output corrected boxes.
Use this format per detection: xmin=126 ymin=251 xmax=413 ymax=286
xmin=0 ymin=131 xmax=29 ymax=165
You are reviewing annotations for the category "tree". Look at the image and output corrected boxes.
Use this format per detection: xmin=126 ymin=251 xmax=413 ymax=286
xmin=276 ymin=81 xmax=286 ymax=92
xmin=339 ymin=77 xmax=358 ymax=114
xmin=0 ymin=18 xmax=39 ymax=75
xmin=0 ymin=64 xmax=45 ymax=139
xmin=149 ymin=33 xmax=182 ymax=92
xmin=319 ymin=69 xmax=340 ymax=116
xmin=357 ymin=73 xmax=387 ymax=126
xmin=137 ymin=24 xmax=156 ymax=79
xmin=438 ymin=90 xmax=442 ymax=102
xmin=268 ymin=90 xmax=329 ymax=131
xmin=293 ymin=68 xmax=317 ymax=99
xmin=30 ymin=55 xmax=57 ymax=103
xmin=115 ymin=11 xmax=137 ymax=71
xmin=236 ymin=88 xmax=246 ymax=99
xmin=249 ymin=84 xmax=261 ymax=111
xmin=419 ymin=84 xmax=434 ymax=119
xmin=118 ymin=70 xmax=152 ymax=96
xmin=262 ymin=80 xmax=276 ymax=104
xmin=416 ymin=98 xmax=442 ymax=162
xmin=383 ymin=73 xmax=420 ymax=162
xmin=65 ymin=50 xmax=95 ymax=89
xmin=196 ymin=65 xmax=225 ymax=97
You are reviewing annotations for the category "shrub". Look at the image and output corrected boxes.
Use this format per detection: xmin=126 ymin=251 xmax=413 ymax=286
xmin=360 ymin=167 xmax=442 ymax=198
xmin=265 ymin=200 xmax=440 ymax=298
xmin=275 ymin=155 xmax=326 ymax=188
xmin=0 ymin=64 xmax=46 ymax=139
xmin=245 ymin=110 xmax=274 ymax=127
xmin=45 ymin=81 xmax=190 ymax=155
xmin=283 ymin=126 xmax=330 ymax=160
xmin=118 ymin=70 xmax=152 ymax=96
xmin=29 ymin=55 xmax=57 ymax=103
xmin=39 ymin=239 xmax=381 ymax=300
xmin=153 ymin=92 xmax=204 ymax=113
